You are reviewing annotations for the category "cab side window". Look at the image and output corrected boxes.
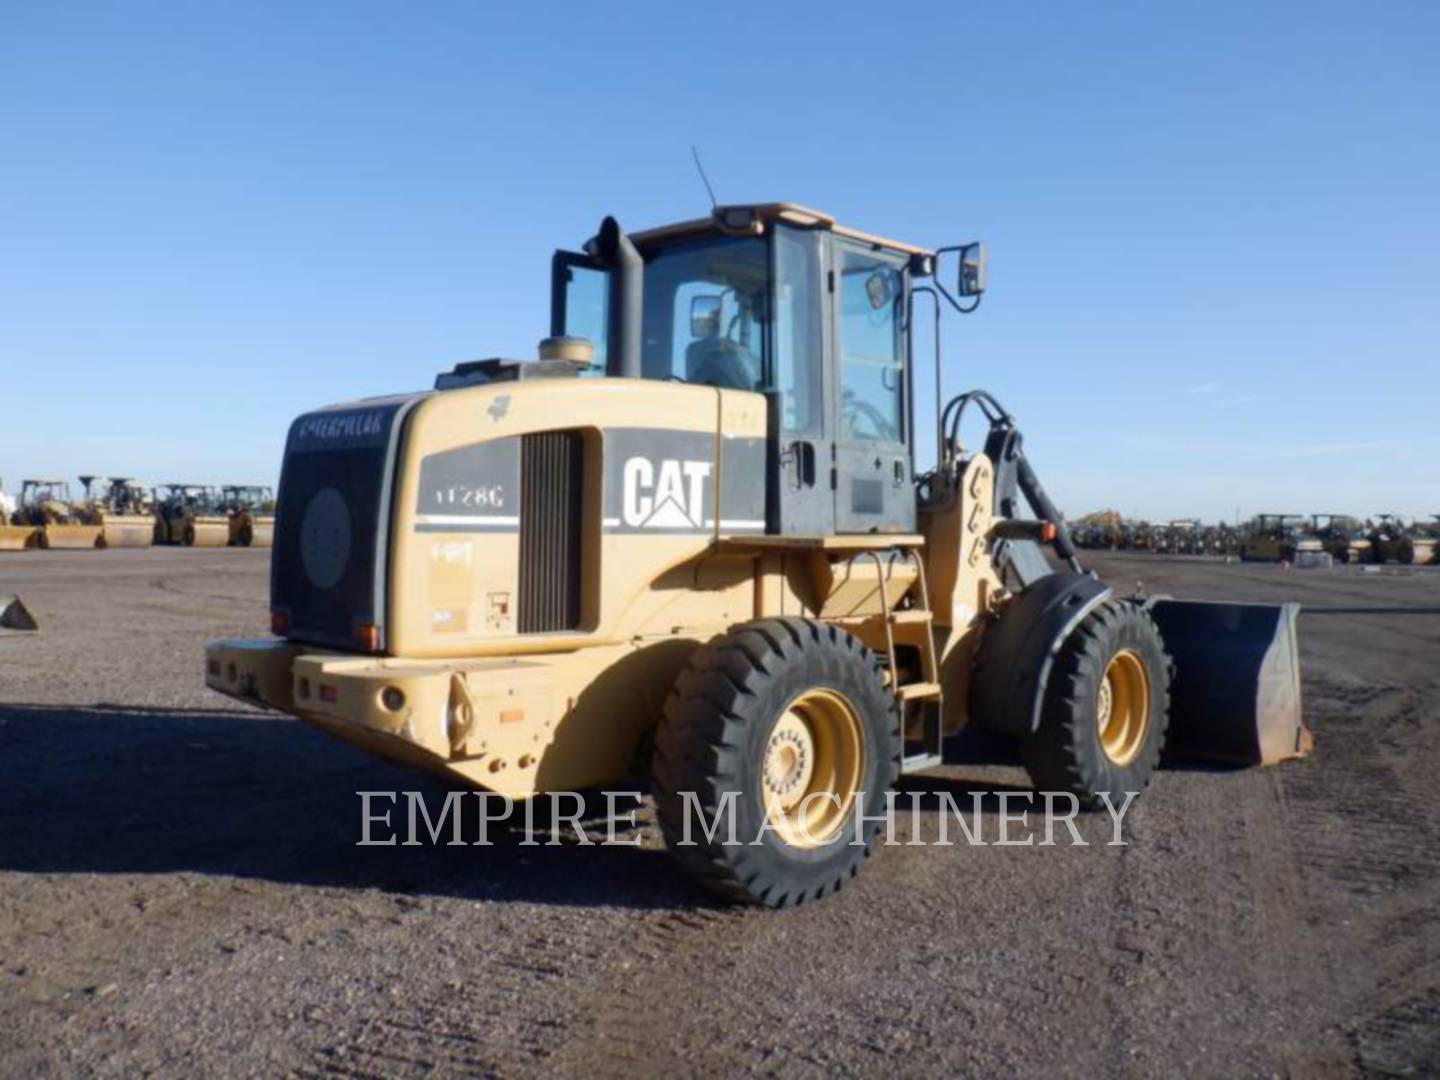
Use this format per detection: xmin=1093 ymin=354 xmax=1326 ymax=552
xmin=837 ymin=253 xmax=903 ymax=443
xmin=773 ymin=225 xmax=822 ymax=435
xmin=557 ymin=259 xmax=609 ymax=375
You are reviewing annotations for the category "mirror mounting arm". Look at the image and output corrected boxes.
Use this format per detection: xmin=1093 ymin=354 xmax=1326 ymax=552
xmin=935 ymin=279 xmax=982 ymax=315
xmin=933 ymin=242 xmax=985 ymax=315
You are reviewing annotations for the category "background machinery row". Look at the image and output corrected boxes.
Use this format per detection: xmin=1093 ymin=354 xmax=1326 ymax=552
xmin=0 ymin=479 xmax=275 ymax=550
xmin=1069 ymin=510 xmax=1440 ymax=565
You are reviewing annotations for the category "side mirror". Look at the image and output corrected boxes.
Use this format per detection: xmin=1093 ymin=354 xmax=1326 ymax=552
xmin=958 ymin=241 xmax=987 ymax=297
xmin=690 ymin=294 xmax=722 ymax=338
xmin=864 ymin=269 xmax=895 ymax=310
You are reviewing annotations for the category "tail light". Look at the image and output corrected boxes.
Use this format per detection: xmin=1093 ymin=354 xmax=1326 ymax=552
xmin=353 ymin=623 xmax=379 ymax=653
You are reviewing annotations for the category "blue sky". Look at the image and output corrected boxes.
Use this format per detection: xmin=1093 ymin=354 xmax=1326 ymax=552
xmin=2 ymin=1 xmax=1436 ymax=522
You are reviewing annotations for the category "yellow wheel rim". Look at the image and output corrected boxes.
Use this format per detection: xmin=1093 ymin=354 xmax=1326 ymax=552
xmin=761 ymin=688 xmax=864 ymax=848
xmin=1097 ymin=649 xmax=1150 ymax=766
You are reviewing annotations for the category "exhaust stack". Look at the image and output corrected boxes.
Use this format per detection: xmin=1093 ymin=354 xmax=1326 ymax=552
xmin=594 ymin=216 xmax=643 ymax=379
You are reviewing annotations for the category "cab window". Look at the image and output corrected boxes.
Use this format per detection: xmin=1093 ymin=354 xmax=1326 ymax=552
xmin=772 ymin=225 xmax=822 ymax=435
xmin=837 ymin=252 xmax=903 ymax=443
xmin=555 ymin=257 xmax=609 ymax=374
xmin=642 ymin=235 xmax=768 ymax=389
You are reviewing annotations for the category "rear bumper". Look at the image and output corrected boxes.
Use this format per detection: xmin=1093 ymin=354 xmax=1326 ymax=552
xmin=204 ymin=638 xmax=558 ymax=795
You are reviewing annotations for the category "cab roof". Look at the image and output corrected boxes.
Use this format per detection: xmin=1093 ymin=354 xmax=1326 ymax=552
xmin=628 ymin=203 xmax=933 ymax=259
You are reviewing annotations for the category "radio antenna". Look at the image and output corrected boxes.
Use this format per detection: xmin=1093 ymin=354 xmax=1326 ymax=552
xmin=691 ymin=145 xmax=719 ymax=211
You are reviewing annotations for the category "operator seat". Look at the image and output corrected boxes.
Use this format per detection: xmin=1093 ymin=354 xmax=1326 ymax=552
xmin=685 ymin=334 xmax=757 ymax=390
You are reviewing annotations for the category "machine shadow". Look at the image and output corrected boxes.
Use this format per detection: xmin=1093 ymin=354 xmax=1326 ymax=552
xmin=0 ymin=703 xmax=701 ymax=911
xmin=937 ymin=722 xmax=1237 ymax=778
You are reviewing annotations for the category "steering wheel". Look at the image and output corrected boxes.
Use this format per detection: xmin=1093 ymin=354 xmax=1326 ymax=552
xmin=687 ymin=336 xmax=757 ymax=390
xmin=841 ymin=391 xmax=898 ymax=442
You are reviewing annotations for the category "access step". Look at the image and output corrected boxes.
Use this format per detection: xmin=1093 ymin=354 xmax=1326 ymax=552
xmin=888 ymin=610 xmax=933 ymax=625
xmin=901 ymin=752 xmax=944 ymax=772
xmin=897 ymin=681 xmax=942 ymax=701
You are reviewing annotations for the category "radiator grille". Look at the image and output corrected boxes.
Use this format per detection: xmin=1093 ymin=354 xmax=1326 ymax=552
xmin=518 ymin=430 xmax=585 ymax=633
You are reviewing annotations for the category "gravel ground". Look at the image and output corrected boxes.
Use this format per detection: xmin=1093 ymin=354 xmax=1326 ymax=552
xmin=2 ymin=548 xmax=1438 ymax=1076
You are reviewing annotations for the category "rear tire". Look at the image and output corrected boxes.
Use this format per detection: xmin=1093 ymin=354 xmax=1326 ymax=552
xmin=652 ymin=618 xmax=900 ymax=907
xmin=183 ymin=524 xmax=196 ymax=546
xmin=1021 ymin=600 xmax=1171 ymax=810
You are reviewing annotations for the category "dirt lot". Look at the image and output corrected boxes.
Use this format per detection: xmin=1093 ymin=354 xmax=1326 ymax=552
xmin=2 ymin=548 xmax=1438 ymax=1077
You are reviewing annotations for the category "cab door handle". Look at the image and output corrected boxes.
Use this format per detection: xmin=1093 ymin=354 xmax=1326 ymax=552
xmin=784 ymin=440 xmax=818 ymax=488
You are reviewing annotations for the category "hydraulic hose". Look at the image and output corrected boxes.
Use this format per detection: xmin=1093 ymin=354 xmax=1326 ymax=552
xmin=942 ymin=389 xmax=1083 ymax=574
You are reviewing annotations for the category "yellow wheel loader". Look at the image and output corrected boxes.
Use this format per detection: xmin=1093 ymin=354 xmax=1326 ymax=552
xmin=79 ymin=476 xmax=156 ymax=548
xmin=153 ymin=484 xmax=230 ymax=546
xmin=221 ymin=485 xmax=276 ymax=547
xmin=11 ymin=480 xmax=101 ymax=549
xmin=205 ymin=204 xmax=1310 ymax=906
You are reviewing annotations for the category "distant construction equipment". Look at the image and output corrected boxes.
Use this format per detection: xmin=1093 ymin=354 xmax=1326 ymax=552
xmin=153 ymin=484 xmax=230 ymax=547
xmin=80 ymin=476 xmax=155 ymax=548
xmin=1070 ymin=511 xmax=1438 ymax=565
xmin=7 ymin=480 xmax=101 ymax=549
xmin=0 ymin=476 xmax=275 ymax=552
xmin=221 ymin=485 xmax=275 ymax=548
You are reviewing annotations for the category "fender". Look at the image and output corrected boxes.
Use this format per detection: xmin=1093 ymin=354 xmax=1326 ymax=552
xmin=969 ymin=571 xmax=1112 ymax=738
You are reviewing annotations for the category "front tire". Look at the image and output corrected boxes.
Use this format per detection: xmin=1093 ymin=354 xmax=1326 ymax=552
xmin=1021 ymin=601 xmax=1171 ymax=809
xmin=652 ymin=618 xmax=901 ymax=907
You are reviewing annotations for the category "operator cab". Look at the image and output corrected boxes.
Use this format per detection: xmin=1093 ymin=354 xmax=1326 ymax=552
xmin=550 ymin=203 xmax=984 ymax=536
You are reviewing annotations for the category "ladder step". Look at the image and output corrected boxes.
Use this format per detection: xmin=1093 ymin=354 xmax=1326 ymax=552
xmin=888 ymin=610 xmax=933 ymax=625
xmin=897 ymin=681 xmax=942 ymax=701
xmin=901 ymin=752 xmax=944 ymax=772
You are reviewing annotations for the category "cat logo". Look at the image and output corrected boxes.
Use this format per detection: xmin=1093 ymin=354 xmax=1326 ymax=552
xmin=622 ymin=457 xmax=712 ymax=529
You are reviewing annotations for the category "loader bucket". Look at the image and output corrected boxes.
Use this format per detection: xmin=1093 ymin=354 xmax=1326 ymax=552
xmin=1148 ymin=598 xmax=1311 ymax=766
xmin=0 ymin=526 xmax=39 ymax=551
xmin=1 ymin=593 xmax=38 ymax=631
xmin=40 ymin=524 xmax=102 ymax=549
xmin=97 ymin=516 xmax=155 ymax=548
